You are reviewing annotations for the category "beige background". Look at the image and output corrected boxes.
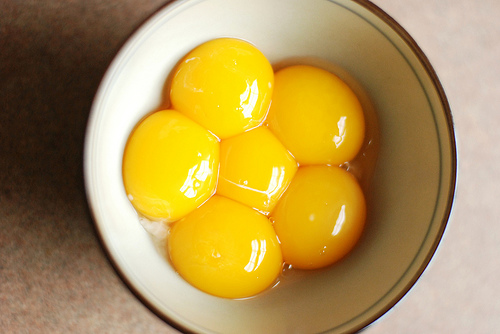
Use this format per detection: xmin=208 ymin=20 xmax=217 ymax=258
xmin=1 ymin=0 xmax=498 ymax=333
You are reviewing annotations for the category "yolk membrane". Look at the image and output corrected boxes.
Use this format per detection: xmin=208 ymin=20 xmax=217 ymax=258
xmin=217 ymin=127 xmax=297 ymax=215
xmin=170 ymin=38 xmax=274 ymax=139
xmin=267 ymin=65 xmax=365 ymax=165
xmin=168 ymin=195 xmax=283 ymax=299
xmin=271 ymin=165 xmax=366 ymax=270
xmin=122 ymin=110 xmax=219 ymax=221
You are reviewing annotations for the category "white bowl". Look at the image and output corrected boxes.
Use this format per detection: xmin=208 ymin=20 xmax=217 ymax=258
xmin=84 ymin=0 xmax=457 ymax=333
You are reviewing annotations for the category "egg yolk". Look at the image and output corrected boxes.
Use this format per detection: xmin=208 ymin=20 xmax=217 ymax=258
xmin=267 ymin=65 xmax=365 ymax=165
xmin=271 ymin=165 xmax=366 ymax=270
xmin=124 ymin=36 xmax=373 ymax=299
xmin=122 ymin=110 xmax=219 ymax=221
xmin=217 ymin=127 xmax=297 ymax=215
xmin=168 ymin=195 xmax=283 ymax=299
xmin=170 ymin=38 xmax=274 ymax=139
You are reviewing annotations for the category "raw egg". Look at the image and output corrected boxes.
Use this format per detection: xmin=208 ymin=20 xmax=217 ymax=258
xmin=170 ymin=38 xmax=274 ymax=139
xmin=271 ymin=165 xmax=366 ymax=270
xmin=267 ymin=65 xmax=365 ymax=165
xmin=217 ymin=126 xmax=297 ymax=215
xmin=122 ymin=110 xmax=219 ymax=221
xmin=168 ymin=195 xmax=283 ymax=299
xmin=123 ymin=38 xmax=373 ymax=299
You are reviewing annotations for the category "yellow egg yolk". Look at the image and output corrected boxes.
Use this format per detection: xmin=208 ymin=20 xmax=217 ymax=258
xmin=168 ymin=195 xmax=283 ymax=299
xmin=271 ymin=165 xmax=366 ymax=270
xmin=267 ymin=65 xmax=365 ymax=165
xmin=124 ymin=37 xmax=373 ymax=299
xmin=122 ymin=110 xmax=219 ymax=221
xmin=170 ymin=38 xmax=274 ymax=139
xmin=217 ymin=127 xmax=297 ymax=215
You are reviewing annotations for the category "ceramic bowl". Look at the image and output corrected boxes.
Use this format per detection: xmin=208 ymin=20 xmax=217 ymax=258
xmin=84 ymin=0 xmax=457 ymax=332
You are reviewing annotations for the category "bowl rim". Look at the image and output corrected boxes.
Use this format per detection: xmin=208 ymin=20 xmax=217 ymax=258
xmin=346 ymin=0 xmax=457 ymax=332
xmin=83 ymin=0 xmax=458 ymax=333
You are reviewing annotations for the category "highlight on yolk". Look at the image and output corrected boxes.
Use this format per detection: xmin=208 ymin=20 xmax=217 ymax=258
xmin=217 ymin=127 xmax=297 ymax=215
xmin=170 ymin=38 xmax=274 ymax=139
xmin=122 ymin=110 xmax=219 ymax=221
xmin=270 ymin=165 xmax=366 ymax=270
xmin=168 ymin=195 xmax=283 ymax=299
xmin=267 ymin=65 xmax=365 ymax=165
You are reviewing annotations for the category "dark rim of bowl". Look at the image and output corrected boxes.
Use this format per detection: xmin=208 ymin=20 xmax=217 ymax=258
xmin=84 ymin=0 xmax=457 ymax=333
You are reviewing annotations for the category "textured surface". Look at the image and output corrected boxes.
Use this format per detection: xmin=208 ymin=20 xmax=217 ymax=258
xmin=1 ymin=0 xmax=498 ymax=333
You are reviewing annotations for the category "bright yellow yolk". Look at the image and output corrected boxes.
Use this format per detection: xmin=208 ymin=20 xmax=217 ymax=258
xmin=122 ymin=110 xmax=219 ymax=221
xmin=271 ymin=166 xmax=366 ymax=270
xmin=168 ymin=195 xmax=283 ymax=299
xmin=267 ymin=65 xmax=365 ymax=165
xmin=170 ymin=38 xmax=274 ymax=139
xmin=217 ymin=127 xmax=297 ymax=215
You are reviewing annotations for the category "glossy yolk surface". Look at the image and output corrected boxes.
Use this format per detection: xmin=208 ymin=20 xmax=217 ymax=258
xmin=124 ymin=39 xmax=371 ymax=298
xmin=170 ymin=38 xmax=274 ymax=139
xmin=217 ymin=127 xmax=297 ymax=215
xmin=168 ymin=195 xmax=283 ymax=299
xmin=122 ymin=110 xmax=219 ymax=221
xmin=271 ymin=165 xmax=366 ymax=270
xmin=267 ymin=65 xmax=365 ymax=165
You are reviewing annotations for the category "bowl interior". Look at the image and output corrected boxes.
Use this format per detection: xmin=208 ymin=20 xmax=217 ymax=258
xmin=84 ymin=0 xmax=456 ymax=333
